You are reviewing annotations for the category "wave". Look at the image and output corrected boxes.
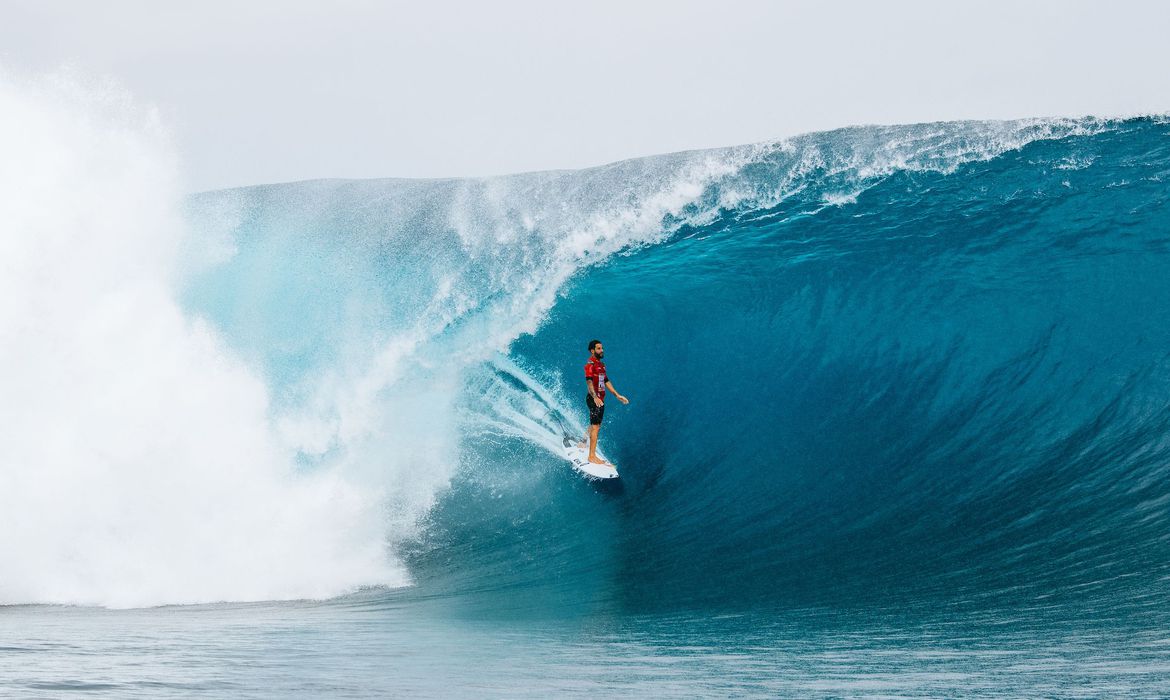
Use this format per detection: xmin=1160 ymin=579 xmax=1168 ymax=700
xmin=3 ymin=69 xmax=1166 ymax=612
xmin=401 ymin=116 xmax=1170 ymax=616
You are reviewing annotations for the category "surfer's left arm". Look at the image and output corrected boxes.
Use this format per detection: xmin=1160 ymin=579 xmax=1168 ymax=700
xmin=605 ymin=380 xmax=629 ymax=404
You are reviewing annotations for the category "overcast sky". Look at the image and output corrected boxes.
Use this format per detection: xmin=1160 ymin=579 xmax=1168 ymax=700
xmin=3 ymin=0 xmax=1168 ymax=191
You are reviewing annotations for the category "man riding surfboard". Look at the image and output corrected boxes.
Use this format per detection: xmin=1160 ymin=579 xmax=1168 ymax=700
xmin=580 ymin=339 xmax=629 ymax=465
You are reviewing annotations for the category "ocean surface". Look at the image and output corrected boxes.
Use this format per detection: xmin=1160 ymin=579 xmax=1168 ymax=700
xmin=3 ymin=81 xmax=1170 ymax=697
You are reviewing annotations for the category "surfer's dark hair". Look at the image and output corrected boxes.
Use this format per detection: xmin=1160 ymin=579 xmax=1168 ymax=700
xmin=588 ymin=339 xmax=602 ymax=352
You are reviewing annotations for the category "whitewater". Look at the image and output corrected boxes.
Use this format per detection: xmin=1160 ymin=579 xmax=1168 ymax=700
xmin=4 ymin=73 xmax=1170 ymax=696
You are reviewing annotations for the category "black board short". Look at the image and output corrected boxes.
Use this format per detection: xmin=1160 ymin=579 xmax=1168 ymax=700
xmin=586 ymin=394 xmax=606 ymax=425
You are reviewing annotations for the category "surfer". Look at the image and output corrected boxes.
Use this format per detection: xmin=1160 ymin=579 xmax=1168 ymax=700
xmin=581 ymin=339 xmax=629 ymax=464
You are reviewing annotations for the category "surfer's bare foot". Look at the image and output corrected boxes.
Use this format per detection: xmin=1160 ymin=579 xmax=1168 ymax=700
xmin=588 ymin=455 xmax=608 ymax=465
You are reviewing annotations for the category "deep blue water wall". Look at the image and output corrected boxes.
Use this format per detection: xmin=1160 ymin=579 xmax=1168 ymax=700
xmin=409 ymin=120 xmax=1170 ymax=615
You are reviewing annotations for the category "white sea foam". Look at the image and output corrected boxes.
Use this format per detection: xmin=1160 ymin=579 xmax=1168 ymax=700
xmin=0 ymin=71 xmax=401 ymax=607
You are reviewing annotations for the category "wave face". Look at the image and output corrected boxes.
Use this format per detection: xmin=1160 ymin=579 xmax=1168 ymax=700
xmin=5 ymin=71 xmax=1169 ymax=614
xmin=397 ymin=117 xmax=1170 ymax=617
xmin=189 ymin=115 xmax=1170 ymax=617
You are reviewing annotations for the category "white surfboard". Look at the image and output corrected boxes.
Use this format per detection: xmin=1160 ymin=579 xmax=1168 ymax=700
xmin=561 ymin=436 xmax=619 ymax=480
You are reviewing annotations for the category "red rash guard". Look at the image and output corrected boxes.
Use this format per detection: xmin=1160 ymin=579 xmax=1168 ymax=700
xmin=585 ymin=356 xmax=608 ymax=400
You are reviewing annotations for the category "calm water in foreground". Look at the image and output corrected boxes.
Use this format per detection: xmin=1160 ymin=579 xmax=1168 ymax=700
xmin=4 ymin=597 xmax=1170 ymax=698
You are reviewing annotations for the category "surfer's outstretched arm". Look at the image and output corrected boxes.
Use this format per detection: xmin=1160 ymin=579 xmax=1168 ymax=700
xmin=605 ymin=380 xmax=629 ymax=404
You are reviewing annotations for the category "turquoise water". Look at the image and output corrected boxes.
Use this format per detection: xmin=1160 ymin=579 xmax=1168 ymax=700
xmin=5 ymin=116 xmax=1170 ymax=696
xmin=5 ymin=601 xmax=1170 ymax=697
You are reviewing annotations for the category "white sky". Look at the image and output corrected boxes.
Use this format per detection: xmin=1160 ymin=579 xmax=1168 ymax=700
xmin=3 ymin=0 xmax=1168 ymax=192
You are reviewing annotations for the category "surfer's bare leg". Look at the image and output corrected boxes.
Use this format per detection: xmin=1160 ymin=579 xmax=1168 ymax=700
xmin=588 ymin=424 xmax=607 ymax=464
